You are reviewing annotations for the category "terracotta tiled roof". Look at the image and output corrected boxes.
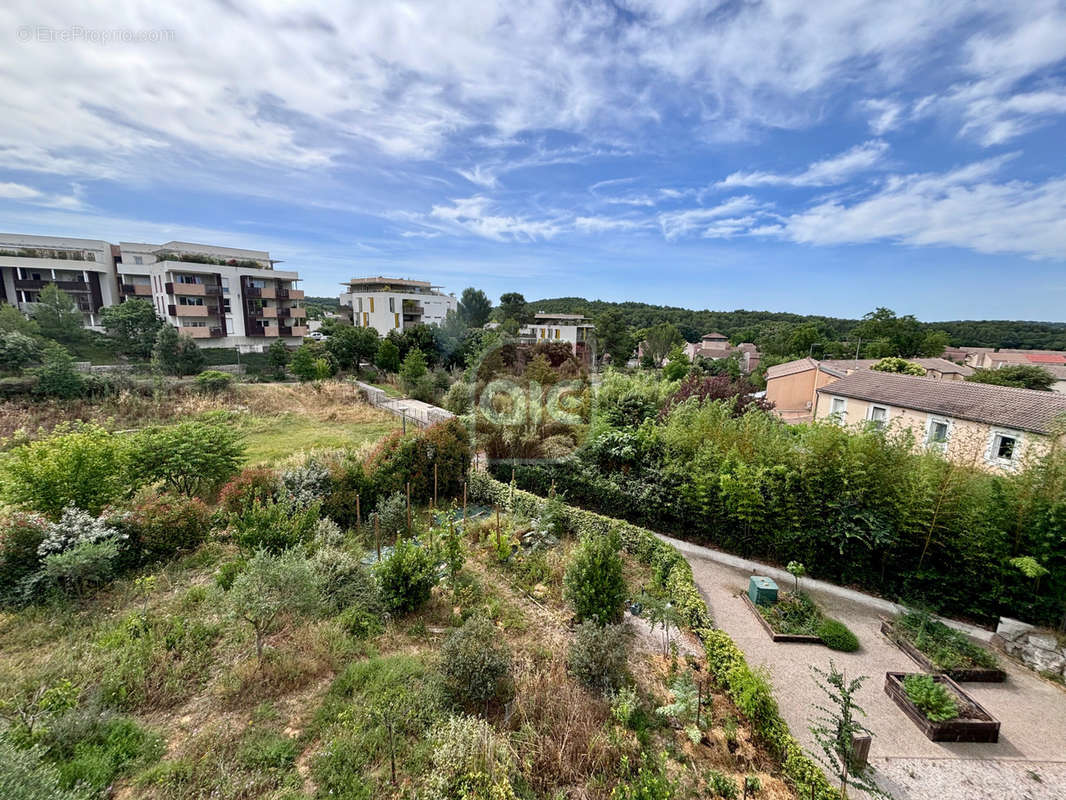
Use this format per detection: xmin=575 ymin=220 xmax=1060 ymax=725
xmin=816 ymin=371 xmax=1066 ymax=434
xmin=766 ymin=356 xmax=973 ymax=380
xmin=765 ymin=357 xmax=819 ymax=379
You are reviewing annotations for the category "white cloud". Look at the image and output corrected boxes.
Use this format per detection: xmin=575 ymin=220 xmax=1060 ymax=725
xmin=861 ymin=99 xmax=904 ymax=134
xmin=0 ymin=182 xmax=42 ymax=199
xmin=455 ymin=165 xmax=500 ymax=189
xmin=775 ymin=158 xmax=1066 ymax=259
xmin=657 ymin=196 xmax=761 ymax=239
xmin=573 ymin=216 xmax=648 ymax=233
xmin=429 ymin=196 xmax=561 ymax=241
xmin=718 ymin=141 xmax=889 ymax=188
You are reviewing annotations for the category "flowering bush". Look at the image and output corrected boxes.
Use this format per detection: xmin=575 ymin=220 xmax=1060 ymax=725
xmin=217 ymin=468 xmax=281 ymax=516
xmin=37 ymin=507 xmax=125 ymax=558
xmin=108 ymin=492 xmax=210 ymax=562
xmin=0 ymin=512 xmax=49 ymax=600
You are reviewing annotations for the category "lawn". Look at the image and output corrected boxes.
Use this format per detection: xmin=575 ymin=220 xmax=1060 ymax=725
xmin=242 ymin=413 xmax=397 ymax=465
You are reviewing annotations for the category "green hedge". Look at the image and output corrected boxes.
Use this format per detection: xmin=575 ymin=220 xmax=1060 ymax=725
xmin=467 ymin=471 xmax=840 ymax=800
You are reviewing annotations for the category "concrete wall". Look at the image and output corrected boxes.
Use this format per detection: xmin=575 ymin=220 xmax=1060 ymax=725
xmin=347 ymin=289 xmax=457 ymax=334
xmin=766 ymin=367 xmax=838 ymax=414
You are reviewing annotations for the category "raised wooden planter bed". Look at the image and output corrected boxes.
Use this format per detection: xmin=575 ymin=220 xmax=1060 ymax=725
xmin=881 ymin=620 xmax=1006 ymax=682
xmin=743 ymin=593 xmax=824 ymax=644
xmin=884 ymin=672 xmax=1000 ymax=743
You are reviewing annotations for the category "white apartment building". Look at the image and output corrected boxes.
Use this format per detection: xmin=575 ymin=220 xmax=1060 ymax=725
xmin=0 ymin=233 xmax=305 ymax=350
xmin=340 ymin=277 xmax=456 ymax=334
xmin=519 ymin=313 xmax=595 ymax=362
xmin=0 ymin=233 xmax=120 ymax=329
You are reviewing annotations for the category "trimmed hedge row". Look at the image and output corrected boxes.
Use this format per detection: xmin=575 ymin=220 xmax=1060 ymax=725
xmin=467 ymin=471 xmax=840 ymax=800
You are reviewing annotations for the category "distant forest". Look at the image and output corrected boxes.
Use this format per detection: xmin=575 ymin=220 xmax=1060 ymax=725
xmin=525 ymin=297 xmax=1066 ymax=351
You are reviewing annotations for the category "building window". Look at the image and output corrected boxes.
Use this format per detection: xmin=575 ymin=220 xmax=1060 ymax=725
xmin=555 ymin=329 xmax=560 ymax=339
xmin=988 ymin=431 xmax=1020 ymax=465
xmin=389 ymin=297 xmax=395 ymax=313
xmin=363 ymin=312 xmax=369 ymax=327
xmin=926 ymin=417 xmax=951 ymax=449
xmin=868 ymin=405 xmax=889 ymax=429
xmin=133 ymin=256 xmax=143 ymax=265
xmin=394 ymin=312 xmax=400 ymax=329
xmin=357 ymin=297 xmax=363 ymax=313
xmin=369 ymin=297 xmax=374 ymax=313
xmin=829 ymin=397 xmax=847 ymax=421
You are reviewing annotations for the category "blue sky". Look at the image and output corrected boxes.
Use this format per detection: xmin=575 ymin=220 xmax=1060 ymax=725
xmin=2 ymin=1 xmax=1066 ymax=321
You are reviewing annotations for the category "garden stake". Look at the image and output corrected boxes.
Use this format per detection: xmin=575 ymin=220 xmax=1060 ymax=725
xmin=463 ymin=481 xmax=467 ymax=523
xmin=374 ymin=516 xmax=380 ymax=561
xmin=356 ymin=494 xmax=361 ymax=529
xmin=433 ymin=462 xmax=438 ymax=508
xmin=696 ymin=679 xmax=702 ymax=728
xmin=406 ymin=482 xmax=411 ymax=532
xmin=496 ymin=505 xmax=501 ymax=551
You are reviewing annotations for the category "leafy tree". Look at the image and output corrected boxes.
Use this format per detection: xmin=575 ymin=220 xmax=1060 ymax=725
xmin=661 ymin=345 xmax=690 ymax=381
xmin=375 ymin=538 xmax=437 ymax=613
xmin=595 ymin=309 xmax=634 ymax=367
xmin=127 ymin=420 xmax=245 ymax=497
xmin=870 ymin=356 xmax=925 ymax=376
xmin=100 ymin=299 xmax=162 ymax=359
xmin=375 ymin=338 xmax=401 ymax=372
xmin=852 ymin=307 xmax=945 ymax=358
xmin=563 ymin=529 xmax=626 ymax=625
xmin=267 ymin=339 xmax=291 ymax=378
xmin=439 ymin=615 xmax=513 ymax=711
xmin=324 ymin=323 xmax=377 ymax=371
xmin=434 ymin=309 xmax=468 ymax=367
xmin=151 ymin=325 xmax=204 ymax=376
xmin=228 ymin=548 xmax=320 ymax=661
xmin=967 ymin=365 xmax=1055 ymax=391
xmin=458 ymin=287 xmax=492 ymax=327
xmin=0 ymin=330 xmax=41 ymax=373
xmin=30 ymin=343 xmax=85 ymax=398
xmin=808 ymin=662 xmax=882 ymax=799
xmin=641 ymin=322 xmax=684 ymax=367
xmin=399 ymin=347 xmax=432 ymax=400
xmin=498 ymin=292 xmax=529 ymax=325
xmin=28 ymin=284 xmax=83 ymax=343
xmin=0 ymin=302 xmax=39 ymax=335
xmin=0 ymin=423 xmax=132 ymax=517
xmin=352 ymin=326 xmax=380 ymax=369
xmin=290 ymin=342 xmax=334 ymax=381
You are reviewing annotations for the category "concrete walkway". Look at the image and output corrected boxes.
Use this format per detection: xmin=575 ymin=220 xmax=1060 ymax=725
xmin=670 ymin=537 xmax=1066 ymax=800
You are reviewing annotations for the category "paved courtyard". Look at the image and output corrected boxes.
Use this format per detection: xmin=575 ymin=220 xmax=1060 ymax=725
xmin=671 ymin=538 xmax=1066 ymax=800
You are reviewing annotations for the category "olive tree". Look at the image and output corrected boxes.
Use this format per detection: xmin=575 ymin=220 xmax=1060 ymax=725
xmin=228 ymin=549 xmax=320 ymax=662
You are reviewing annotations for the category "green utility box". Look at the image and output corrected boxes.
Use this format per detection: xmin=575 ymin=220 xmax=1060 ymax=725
xmin=748 ymin=576 xmax=779 ymax=606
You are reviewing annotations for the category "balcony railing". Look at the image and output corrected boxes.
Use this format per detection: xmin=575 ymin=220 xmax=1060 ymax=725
xmin=121 ymin=283 xmax=153 ymax=296
xmin=0 ymin=248 xmax=96 ymax=262
xmin=14 ymin=279 xmax=89 ymax=291
xmin=165 ymin=281 xmax=207 ymax=296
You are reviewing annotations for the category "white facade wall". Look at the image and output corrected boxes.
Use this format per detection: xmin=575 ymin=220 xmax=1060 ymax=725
xmin=344 ymin=286 xmax=457 ymax=335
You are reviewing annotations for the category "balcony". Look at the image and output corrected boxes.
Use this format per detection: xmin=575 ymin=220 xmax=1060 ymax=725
xmin=402 ymin=302 xmax=424 ymax=315
xmin=14 ymin=278 xmax=89 ymax=292
xmin=0 ymin=247 xmax=96 ymax=262
xmin=289 ymin=325 xmax=308 ymax=337
xmin=121 ymin=283 xmax=153 ymax=297
xmin=166 ymin=281 xmax=206 ymax=296
xmin=245 ymin=287 xmax=276 ymax=299
xmin=259 ymin=306 xmax=278 ymax=319
xmin=179 ymin=326 xmax=211 ymax=339
xmin=168 ymin=304 xmax=210 ymax=318
xmin=286 ymin=289 xmax=305 ymax=300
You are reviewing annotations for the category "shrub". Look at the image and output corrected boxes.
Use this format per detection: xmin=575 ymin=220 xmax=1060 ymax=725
xmin=41 ymin=539 xmax=122 ymax=597
xmin=311 ymin=545 xmax=381 ymax=615
xmin=370 ymin=491 xmax=407 ymax=538
xmin=127 ymin=420 xmax=245 ymax=497
xmin=194 ymin=370 xmax=234 ymax=393
xmin=281 ymin=459 xmax=332 ymax=506
xmin=611 ymin=752 xmax=676 ymax=799
xmin=564 ymin=530 xmax=626 ymax=625
xmin=568 ymin=621 xmax=629 ymax=694
xmin=424 ymin=715 xmax=517 ymax=800
xmin=0 ymin=512 xmax=49 ymax=600
xmin=31 ymin=343 xmax=85 ymax=399
xmin=0 ymin=423 xmax=133 ymax=518
xmin=707 ymin=770 xmax=738 ymax=799
xmin=109 ymin=492 xmax=210 ymax=562
xmin=228 ymin=549 xmax=321 ymax=661
xmin=230 ymin=496 xmax=321 ymax=553
xmin=321 ymin=456 xmax=373 ymax=528
xmin=0 ymin=329 xmax=41 ymax=374
xmin=215 ymin=558 xmax=246 ymax=591
xmin=37 ymin=506 xmax=123 ymax=558
xmin=817 ymin=619 xmax=860 ymax=652
xmin=375 ymin=538 xmax=436 ymax=613
xmin=44 ymin=713 xmax=163 ymax=793
xmin=236 ymin=728 xmax=298 ymax=771
xmin=901 ymin=675 xmax=958 ymax=722
xmin=0 ymin=733 xmax=89 ymax=800
xmin=442 ymin=380 xmax=473 ymax=414
xmin=218 ymin=468 xmax=281 ymax=516
xmin=439 ymin=616 xmax=513 ymax=712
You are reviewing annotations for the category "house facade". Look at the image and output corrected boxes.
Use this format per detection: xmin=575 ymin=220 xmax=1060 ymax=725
xmin=813 ymin=371 xmax=1066 ymax=471
xmin=765 ymin=356 xmax=974 ymax=422
xmin=0 ymin=233 xmax=305 ymax=350
xmin=969 ymin=349 xmax=1066 ymax=393
xmin=682 ymin=332 xmax=761 ymax=373
xmin=340 ymin=277 xmax=456 ymax=335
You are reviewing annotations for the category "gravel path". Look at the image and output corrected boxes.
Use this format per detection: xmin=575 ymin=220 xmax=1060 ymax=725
xmin=671 ymin=539 xmax=1066 ymax=800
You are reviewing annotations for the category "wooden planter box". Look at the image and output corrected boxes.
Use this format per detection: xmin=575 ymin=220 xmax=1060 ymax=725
xmin=881 ymin=621 xmax=1006 ymax=683
xmin=884 ymin=672 xmax=1000 ymax=743
xmin=743 ymin=593 xmax=824 ymax=644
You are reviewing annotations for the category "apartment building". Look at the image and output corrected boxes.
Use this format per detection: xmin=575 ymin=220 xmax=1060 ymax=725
xmin=340 ymin=276 xmax=456 ymax=334
xmin=0 ymin=233 xmax=120 ymax=329
xmin=519 ymin=313 xmax=595 ymax=362
xmin=0 ymin=233 xmax=305 ymax=350
xmin=813 ymin=371 xmax=1066 ymax=472
xmin=117 ymin=242 xmax=306 ymax=349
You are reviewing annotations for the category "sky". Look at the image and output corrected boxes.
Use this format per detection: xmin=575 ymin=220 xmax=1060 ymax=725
xmin=1 ymin=1 xmax=1065 ymax=322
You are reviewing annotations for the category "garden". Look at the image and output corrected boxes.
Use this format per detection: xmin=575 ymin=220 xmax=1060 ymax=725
xmin=0 ymin=406 xmax=844 ymax=799
xmin=882 ymin=609 xmax=1005 ymax=682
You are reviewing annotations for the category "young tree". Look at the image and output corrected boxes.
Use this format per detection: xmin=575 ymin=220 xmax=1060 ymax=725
xmin=128 ymin=420 xmax=245 ymax=497
xmin=967 ymin=365 xmax=1055 ymax=391
xmin=458 ymin=287 xmax=492 ymax=327
xmin=596 ymin=309 xmax=634 ymax=368
xmin=662 ymin=345 xmax=691 ymax=380
xmin=375 ymin=338 xmax=401 ymax=372
xmin=267 ymin=339 xmax=291 ymax=378
xmin=808 ymin=662 xmax=882 ymax=799
xmin=290 ymin=342 xmax=334 ymax=381
xmin=399 ymin=347 xmax=433 ymax=400
xmin=498 ymin=292 xmax=529 ymax=326
xmin=100 ymin=298 xmax=162 ymax=358
xmin=152 ymin=325 xmax=204 ymax=376
xmin=352 ymin=326 xmax=380 ymax=370
xmin=0 ymin=301 xmax=39 ymax=335
xmin=564 ymin=530 xmax=626 ymax=625
xmin=30 ymin=343 xmax=85 ymax=399
xmin=228 ymin=548 xmax=320 ymax=662
xmin=642 ymin=322 xmax=684 ymax=367
xmin=324 ymin=323 xmax=361 ymax=371
xmin=29 ymin=284 xmax=83 ymax=343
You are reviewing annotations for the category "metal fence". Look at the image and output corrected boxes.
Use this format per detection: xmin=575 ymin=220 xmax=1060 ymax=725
xmin=353 ymin=381 xmax=454 ymax=430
